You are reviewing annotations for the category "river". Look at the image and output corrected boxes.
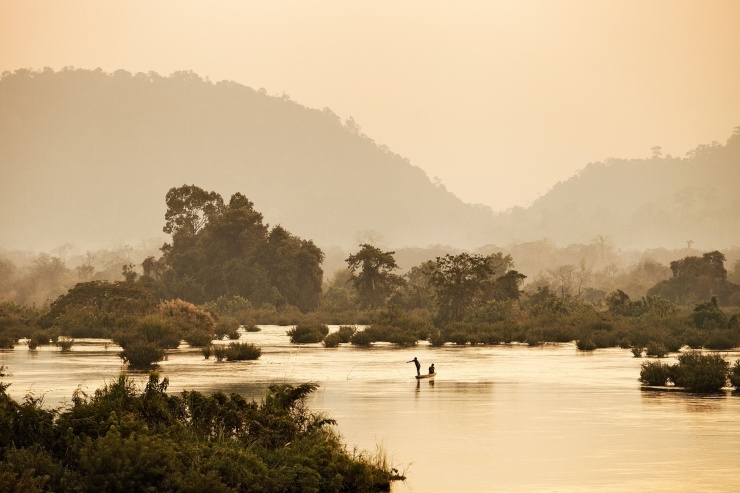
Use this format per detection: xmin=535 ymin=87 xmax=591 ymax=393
xmin=2 ymin=325 xmax=740 ymax=492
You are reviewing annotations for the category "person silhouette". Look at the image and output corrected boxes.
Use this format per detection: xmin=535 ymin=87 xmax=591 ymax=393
xmin=407 ymin=357 xmax=421 ymax=376
xmin=428 ymin=363 xmax=435 ymax=374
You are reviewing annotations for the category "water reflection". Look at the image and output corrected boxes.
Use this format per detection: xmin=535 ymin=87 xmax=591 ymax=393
xmin=2 ymin=329 xmax=740 ymax=492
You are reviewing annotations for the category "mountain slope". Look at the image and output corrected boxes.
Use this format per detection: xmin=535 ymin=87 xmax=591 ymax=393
xmin=0 ymin=68 xmax=495 ymax=251
xmin=1 ymin=68 xmax=738 ymax=254
xmin=487 ymin=132 xmax=740 ymax=249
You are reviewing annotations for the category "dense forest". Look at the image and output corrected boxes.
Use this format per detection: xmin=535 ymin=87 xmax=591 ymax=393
xmin=2 ymin=68 xmax=739 ymax=254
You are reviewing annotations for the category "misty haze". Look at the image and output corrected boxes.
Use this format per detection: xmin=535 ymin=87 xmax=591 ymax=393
xmin=2 ymin=2 xmax=740 ymax=492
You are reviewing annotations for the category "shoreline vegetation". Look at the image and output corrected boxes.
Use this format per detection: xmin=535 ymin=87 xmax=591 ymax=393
xmin=0 ymin=373 xmax=404 ymax=492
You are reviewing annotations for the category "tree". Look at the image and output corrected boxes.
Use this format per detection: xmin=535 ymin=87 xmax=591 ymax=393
xmin=428 ymin=253 xmax=494 ymax=323
xmin=157 ymin=186 xmax=323 ymax=309
xmin=162 ymin=184 xmax=225 ymax=236
xmin=648 ymin=251 xmax=740 ymax=305
xmin=346 ymin=244 xmax=404 ymax=309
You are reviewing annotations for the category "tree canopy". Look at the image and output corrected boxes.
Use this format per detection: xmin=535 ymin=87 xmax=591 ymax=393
xmin=158 ymin=185 xmax=323 ymax=311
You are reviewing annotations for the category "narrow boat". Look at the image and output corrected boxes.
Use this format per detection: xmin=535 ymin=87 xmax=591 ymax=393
xmin=416 ymin=372 xmax=436 ymax=380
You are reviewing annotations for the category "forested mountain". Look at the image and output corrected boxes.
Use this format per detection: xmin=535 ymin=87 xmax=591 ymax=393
xmin=488 ymin=131 xmax=740 ymax=249
xmin=1 ymin=68 xmax=738 ymax=254
xmin=0 ymin=68 xmax=495 ymax=252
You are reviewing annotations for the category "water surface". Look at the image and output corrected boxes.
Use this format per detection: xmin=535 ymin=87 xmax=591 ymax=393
xmin=2 ymin=326 xmax=739 ymax=492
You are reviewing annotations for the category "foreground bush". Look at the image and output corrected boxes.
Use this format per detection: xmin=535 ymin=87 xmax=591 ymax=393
xmin=0 ymin=374 xmax=403 ymax=492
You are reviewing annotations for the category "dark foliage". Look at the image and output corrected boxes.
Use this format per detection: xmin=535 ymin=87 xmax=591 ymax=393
xmin=0 ymin=374 xmax=403 ymax=492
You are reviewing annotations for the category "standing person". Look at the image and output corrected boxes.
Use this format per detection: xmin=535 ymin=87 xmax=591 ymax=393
xmin=407 ymin=357 xmax=421 ymax=376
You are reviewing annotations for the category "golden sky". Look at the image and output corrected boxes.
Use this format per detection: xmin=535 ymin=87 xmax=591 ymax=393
xmin=2 ymin=0 xmax=739 ymax=210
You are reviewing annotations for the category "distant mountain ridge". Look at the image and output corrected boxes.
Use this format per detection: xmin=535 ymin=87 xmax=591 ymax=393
xmin=487 ymin=133 xmax=740 ymax=249
xmin=1 ymin=68 xmax=738 ymax=253
xmin=0 ymin=68 xmax=495 ymax=251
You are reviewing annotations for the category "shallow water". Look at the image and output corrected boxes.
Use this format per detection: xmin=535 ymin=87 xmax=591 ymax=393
xmin=2 ymin=326 xmax=740 ymax=492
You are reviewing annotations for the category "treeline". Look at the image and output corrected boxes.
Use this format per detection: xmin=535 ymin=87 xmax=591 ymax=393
xmin=0 ymin=374 xmax=402 ymax=491
xmin=2 ymin=184 xmax=740 ymax=363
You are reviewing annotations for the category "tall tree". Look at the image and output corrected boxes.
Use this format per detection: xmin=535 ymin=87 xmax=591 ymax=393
xmin=158 ymin=186 xmax=323 ymax=308
xmin=429 ymin=253 xmax=494 ymax=323
xmin=162 ymin=184 xmax=225 ymax=236
xmin=429 ymin=252 xmax=521 ymax=322
xmin=346 ymin=244 xmax=403 ymax=309
xmin=648 ymin=250 xmax=740 ymax=305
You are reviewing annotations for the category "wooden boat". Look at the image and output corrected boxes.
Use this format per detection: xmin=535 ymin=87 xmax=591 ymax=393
xmin=416 ymin=372 xmax=436 ymax=380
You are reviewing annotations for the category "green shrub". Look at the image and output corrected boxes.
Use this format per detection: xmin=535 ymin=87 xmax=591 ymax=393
xmin=30 ymin=330 xmax=52 ymax=347
xmin=225 ymin=342 xmax=261 ymax=361
xmin=202 ymin=345 xmax=212 ymax=359
xmin=287 ymin=324 xmax=329 ymax=344
xmin=576 ymin=339 xmax=596 ymax=351
xmin=640 ymin=360 xmax=672 ymax=386
xmin=671 ymin=351 xmax=729 ymax=392
xmin=429 ymin=331 xmax=446 ymax=346
xmin=119 ymin=341 xmax=165 ymax=368
xmin=631 ymin=346 xmax=643 ymax=357
xmin=646 ymin=341 xmax=667 ymax=358
xmin=336 ymin=325 xmax=356 ymax=343
xmin=323 ymin=332 xmax=341 ymax=348
xmin=183 ymin=330 xmax=213 ymax=348
xmin=0 ymin=336 xmax=16 ymax=349
xmin=57 ymin=338 xmax=74 ymax=352
xmin=212 ymin=345 xmax=228 ymax=362
xmin=215 ymin=316 xmax=241 ymax=339
xmin=136 ymin=314 xmax=181 ymax=349
xmin=350 ymin=330 xmax=374 ymax=346
xmin=243 ymin=325 xmax=261 ymax=332
xmin=729 ymin=360 xmax=740 ymax=389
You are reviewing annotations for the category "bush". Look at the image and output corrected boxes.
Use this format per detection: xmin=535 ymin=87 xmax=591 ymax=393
xmin=183 ymin=330 xmax=213 ymax=348
xmin=136 ymin=315 xmax=181 ymax=349
xmin=119 ymin=341 xmax=165 ymax=368
xmin=576 ymin=339 xmax=596 ymax=351
xmin=215 ymin=316 xmax=241 ymax=339
xmin=671 ymin=351 xmax=729 ymax=392
xmin=729 ymin=360 xmax=740 ymax=389
xmin=212 ymin=342 xmax=261 ymax=361
xmin=243 ymin=325 xmax=261 ymax=332
xmin=0 ymin=336 xmax=16 ymax=349
xmin=30 ymin=330 xmax=52 ymax=347
xmin=159 ymin=299 xmax=216 ymax=335
xmin=323 ymin=332 xmax=342 ymax=348
xmin=631 ymin=346 xmax=643 ymax=357
xmin=57 ymin=338 xmax=74 ymax=352
xmin=336 ymin=325 xmax=356 ymax=343
xmin=640 ymin=360 xmax=672 ymax=386
xmin=350 ymin=330 xmax=374 ymax=346
xmin=646 ymin=341 xmax=667 ymax=358
xmin=287 ymin=324 xmax=329 ymax=344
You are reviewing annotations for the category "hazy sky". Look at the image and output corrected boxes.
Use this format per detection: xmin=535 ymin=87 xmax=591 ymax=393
xmin=2 ymin=0 xmax=739 ymax=211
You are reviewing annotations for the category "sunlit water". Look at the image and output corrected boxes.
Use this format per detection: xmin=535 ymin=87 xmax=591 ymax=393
xmin=2 ymin=326 xmax=740 ymax=492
